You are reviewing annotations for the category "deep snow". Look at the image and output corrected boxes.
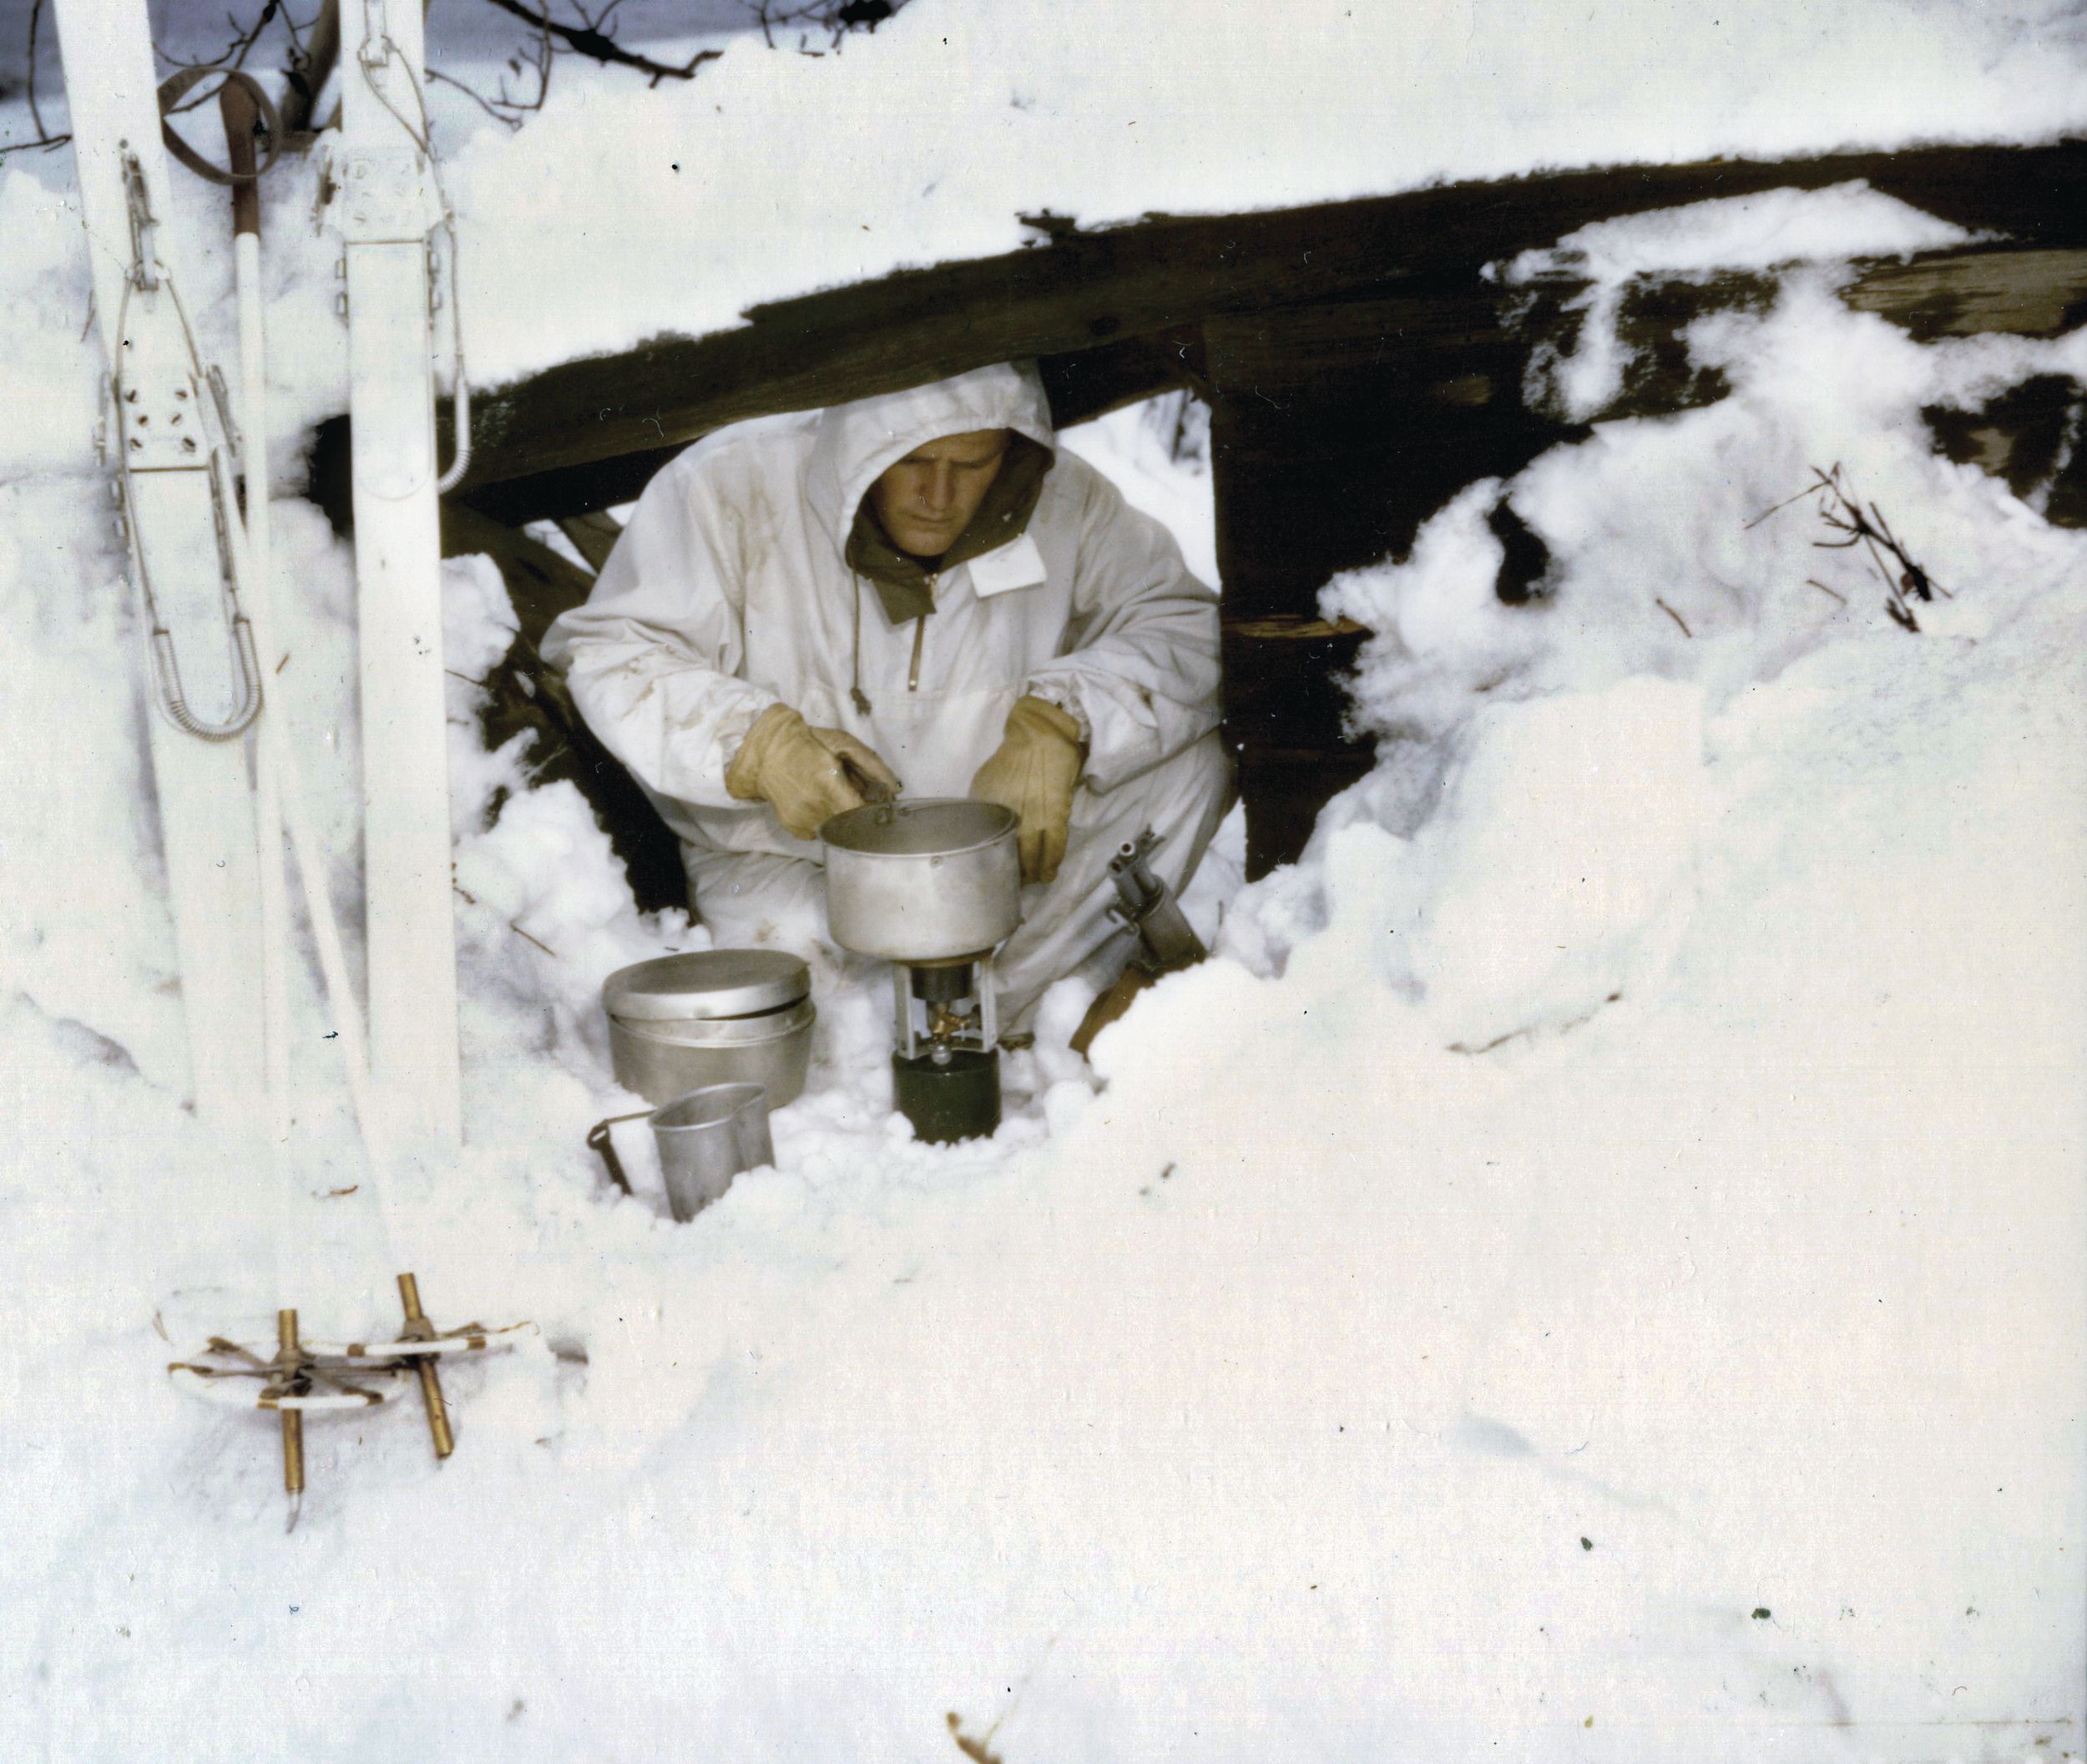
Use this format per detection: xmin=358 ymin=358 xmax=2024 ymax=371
xmin=1 ymin=3 xmax=2084 ymax=1759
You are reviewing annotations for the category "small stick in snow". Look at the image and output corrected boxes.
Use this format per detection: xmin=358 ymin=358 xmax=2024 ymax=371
xmin=509 ymin=922 xmax=557 ymax=958
xmin=1751 ymin=464 xmax=1948 ymax=634
xmin=450 ymin=882 xmax=558 ymax=957
xmin=1655 ymin=597 xmax=1693 ymax=638
xmin=1806 ymin=463 xmax=1948 ymax=631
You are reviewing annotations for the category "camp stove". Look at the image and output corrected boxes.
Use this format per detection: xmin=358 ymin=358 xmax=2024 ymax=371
xmin=821 ymin=799 xmax=1023 ymax=1144
xmin=889 ymin=949 xmax=1003 ymax=1141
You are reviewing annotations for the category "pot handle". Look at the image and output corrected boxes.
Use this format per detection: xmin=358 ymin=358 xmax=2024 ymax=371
xmin=585 ymin=1109 xmax=652 ymax=1195
xmin=838 ymin=753 xmax=899 ymax=809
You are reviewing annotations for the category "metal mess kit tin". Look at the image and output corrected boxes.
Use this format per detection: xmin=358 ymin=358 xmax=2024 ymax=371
xmin=604 ymin=949 xmax=815 ymax=1108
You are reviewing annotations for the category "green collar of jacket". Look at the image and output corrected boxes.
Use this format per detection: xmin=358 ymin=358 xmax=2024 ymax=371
xmin=845 ymin=433 xmax=1052 ymax=624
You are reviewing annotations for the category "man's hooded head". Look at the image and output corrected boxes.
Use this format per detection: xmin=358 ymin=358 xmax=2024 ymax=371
xmin=811 ymin=363 xmax=1056 ymax=623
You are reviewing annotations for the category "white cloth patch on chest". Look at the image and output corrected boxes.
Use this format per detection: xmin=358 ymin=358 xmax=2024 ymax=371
xmin=964 ymin=533 xmax=1048 ymax=599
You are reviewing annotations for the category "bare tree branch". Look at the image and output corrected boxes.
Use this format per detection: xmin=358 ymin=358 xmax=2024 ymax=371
xmin=745 ymin=0 xmax=900 ymax=52
xmin=159 ymin=0 xmax=293 ymax=92
xmin=23 ymin=0 xmax=72 ymax=150
xmin=478 ymin=0 xmax=723 ymax=85
xmin=427 ymin=23 xmax=554 ymax=133
xmin=427 ymin=65 xmax=525 ymax=129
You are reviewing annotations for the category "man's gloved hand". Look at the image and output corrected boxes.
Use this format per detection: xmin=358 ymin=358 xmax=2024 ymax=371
xmin=969 ymin=695 xmax=1086 ymax=884
xmin=725 ymin=703 xmax=902 ymax=839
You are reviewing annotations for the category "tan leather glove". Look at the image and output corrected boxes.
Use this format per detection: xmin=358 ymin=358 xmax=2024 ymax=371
xmin=725 ymin=703 xmax=902 ymax=839
xmin=968 ymin=695 xmax=1085 ymax=884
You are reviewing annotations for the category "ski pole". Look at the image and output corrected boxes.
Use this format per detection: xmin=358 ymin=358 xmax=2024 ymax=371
xmin=219 ymin=73 xmax=295 ymax=1150
xmin=397 ymin=1273 xmax=454 ymax=1460
xmin=277 ymin=1309 xmax=305 ymax=1495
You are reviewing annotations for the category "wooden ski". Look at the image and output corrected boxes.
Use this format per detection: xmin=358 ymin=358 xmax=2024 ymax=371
xmin=54 ymin=0 xmax=267 ymax=1127
xmin=321 ymin=0 xmax=464 ymax=1145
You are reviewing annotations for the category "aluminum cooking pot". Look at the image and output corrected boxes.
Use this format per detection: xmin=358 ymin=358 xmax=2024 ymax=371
xmin=821 ymin=798 xmax=1022 ymax=962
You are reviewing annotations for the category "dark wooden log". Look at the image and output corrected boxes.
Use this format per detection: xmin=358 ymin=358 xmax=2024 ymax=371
xmin=324 ymin=333 xmax=1205 ymax=533
xmin=1218 ymin=617 xmax=1374 ymax=877
xmin=1845 ymin=245 xmax=2087 ymax=341
xmin=427 ymin=140 xmax=2086 ymax=523
xmin=1038 ymin=326 xmax=1206 ymax=428
xmin=556 ymin=510 xmax=625 ymax=573
xmin=1927 ymin=373 xmax=2087 ymax=527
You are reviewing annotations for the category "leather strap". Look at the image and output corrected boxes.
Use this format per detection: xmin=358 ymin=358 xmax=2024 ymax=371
xmin=157 ymin=67 xmax=281 ymax=186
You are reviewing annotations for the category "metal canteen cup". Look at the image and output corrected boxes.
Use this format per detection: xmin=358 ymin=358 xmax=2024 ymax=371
xmin=649 ymin=1083 xmax=774 ymax=1222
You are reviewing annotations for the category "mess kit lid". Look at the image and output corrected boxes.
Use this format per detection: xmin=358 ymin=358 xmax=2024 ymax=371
xmin=603 ymin=949 xmax=810 ymax=1023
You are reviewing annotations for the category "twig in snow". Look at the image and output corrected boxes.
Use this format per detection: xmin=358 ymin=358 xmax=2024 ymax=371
xmin=1743 ymin=478 xmax=1827 ymax=531
xmin=1752 ymin=463 xmax=1948 ymax=634
xmin=453 ymin=882 xmax=560 ymax=958
xmin=1807 ymin=462 xmax=1949 ymax=633
xmin=508 ymin=922 xmax=557 ymax=958
xmin=1806 ymin=577 xmax=1847 ymax=605
xmin=1655 ymin=597 xmax=1692 ymax=638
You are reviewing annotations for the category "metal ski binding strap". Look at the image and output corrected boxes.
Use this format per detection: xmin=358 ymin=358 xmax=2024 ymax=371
xmin=110 ymin=147 xmax=264 ymax=741
xmin=316 ymin=9 xmax=474 ymax=494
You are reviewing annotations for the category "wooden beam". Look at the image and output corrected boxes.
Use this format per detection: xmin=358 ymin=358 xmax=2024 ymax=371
xmin=432 ymin=140 xmax=2086 ymax=521
xmin=556 ymin=511 xmax=625 ymax=573
xmin=1844 ymin=245 xmax=2087 ymax=340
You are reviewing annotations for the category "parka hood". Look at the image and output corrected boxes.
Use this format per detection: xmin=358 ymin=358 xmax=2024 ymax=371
xmin=807 ymin=361 xmax=1058 ymax=547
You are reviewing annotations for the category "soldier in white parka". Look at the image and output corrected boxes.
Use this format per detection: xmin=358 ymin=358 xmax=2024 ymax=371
xmin=541 ymin=360 xmax=1233 ymax=1029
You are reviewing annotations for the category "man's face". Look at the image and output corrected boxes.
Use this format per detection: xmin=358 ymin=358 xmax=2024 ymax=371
xmin=867 ymin=428 xmax=1012 ymax=559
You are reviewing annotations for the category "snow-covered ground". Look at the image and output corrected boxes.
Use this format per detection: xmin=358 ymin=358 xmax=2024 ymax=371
xmin=2 ymin=3 xmax=2084 ymax=1759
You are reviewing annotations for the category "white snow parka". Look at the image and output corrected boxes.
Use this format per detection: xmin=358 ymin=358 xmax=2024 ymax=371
xmin=541 ymin=362 xmax=1222 ymax=869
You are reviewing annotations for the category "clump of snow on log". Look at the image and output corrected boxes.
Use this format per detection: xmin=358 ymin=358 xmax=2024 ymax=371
xmin=0 ymin=115 xmax=2082 ymax=1764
